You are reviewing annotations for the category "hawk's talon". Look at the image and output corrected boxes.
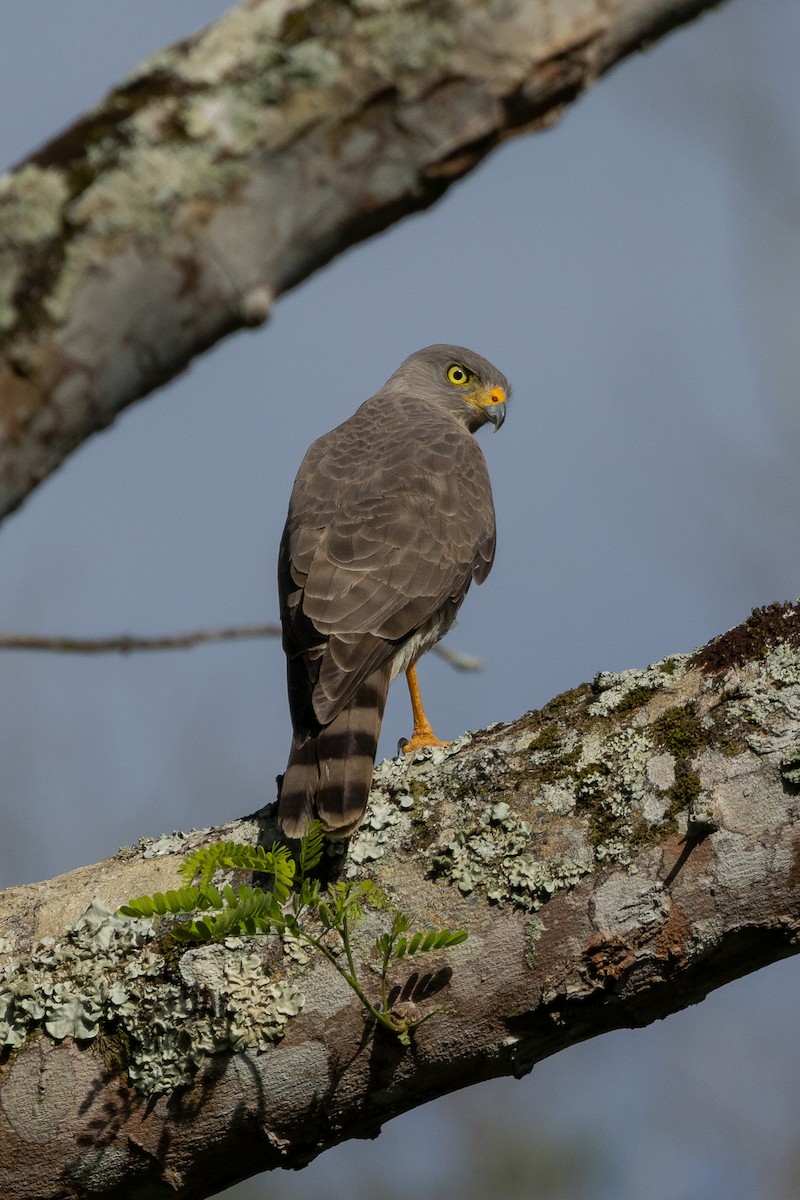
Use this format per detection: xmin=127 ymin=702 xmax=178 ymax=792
xmin=402 ymin=730 xmax=449 ymax=755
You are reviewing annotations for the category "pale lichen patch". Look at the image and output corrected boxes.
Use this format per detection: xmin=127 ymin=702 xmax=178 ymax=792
xmin=283 ymin=40 xmax=343 ymax=88
xmin=725 ymin=639 xmax=800 ymax=756
xmin=0 ymin=164 xmax=68 ymax=245
xmin=0 ymin=165 xmax=69 ymax=331
xmin=140 ymin=831 xmax=192 ymax=859
xmin=345 ymin=739 xmax=473 ymax=867
xmin=431 ymin=802 xmax=593 ymax=911
xmin=180 ymin=92 xmax=257 ymax=154
xmin=588 ymin=655 xmax=688 ymax=717
xmin=393 ymin=660 xmax=715 ymax=908
xmin=0 ymin=898 xmax=305 ymax=1096
xmin=67 ymin=143 xmax=248 ymax=238
xmin=358 ymin=13 xmax=458 ymax=86
xmin=346 ymin=758 xmax=418 ymax=866
xmin=646 ymin=752 xmax=676 ymax=791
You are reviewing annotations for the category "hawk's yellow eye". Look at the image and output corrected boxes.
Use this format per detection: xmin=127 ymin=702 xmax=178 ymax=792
xmin=447 ymin=364 xmax=471 ymax=386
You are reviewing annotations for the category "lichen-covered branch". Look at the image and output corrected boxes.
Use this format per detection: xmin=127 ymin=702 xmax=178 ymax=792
xmin=0 ymin=0 xmax=725 ymax=521
xmin=1 ymin=603 xmax=798 ymax=1200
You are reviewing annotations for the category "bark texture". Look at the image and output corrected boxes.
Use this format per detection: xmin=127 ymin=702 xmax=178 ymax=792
xmin=1 ymin=603 xmax=799 ymax=1200
xmin=0 ymin=0 xmax=724 ymax=521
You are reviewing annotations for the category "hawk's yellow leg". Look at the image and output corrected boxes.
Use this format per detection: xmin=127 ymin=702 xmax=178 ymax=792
xmin=402 ymin=664 xmax=448 ymax=753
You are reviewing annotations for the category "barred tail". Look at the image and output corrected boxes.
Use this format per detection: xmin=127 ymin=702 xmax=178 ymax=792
xmin=277 ymin=733 xmax=319 ymax=840
xmin=278 ymin=665 xmax=390 ymax=840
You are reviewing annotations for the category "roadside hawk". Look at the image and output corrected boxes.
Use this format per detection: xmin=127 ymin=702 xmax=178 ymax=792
xmin=277 ymin=344 xmax=509 ymax=839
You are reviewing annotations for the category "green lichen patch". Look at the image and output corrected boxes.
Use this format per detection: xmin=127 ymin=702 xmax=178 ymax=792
xmin=67 ymin=142 xmax=247 ymax=239
xmin=0 ymin=164 xmax=71 ymax=334
xmin=536 ymin=743 xmax=582 ymax=786
xmin=573 ymin=762 xmax=615 ymax=841
xmin=690 ymin=601 xmax=800 ymax=674
xmin=542 ymin=682 xmax=593 ymax=715
xmin=615 ymin=684 xmax=662 ymax=714
xmin=702 ymin=696 xmax=750 ymax=759
xmin=779 ymin=751 xmax=800 ymax=789
xmin=588 ymin=657 xmax=688 ymax=718
xmin=584 ymin=727 xmax=653 ymax=850
xmin=0 ymin=165 xmax=68 ymax=246
xmin=527 ymin=723 xmax=563 ymax=754
xmin=358 ymin=12 xmax=458 ymax=83
xmin=721 ymin=639 xmax=800 ymax=758
xmin=346 ymin=754 xmax=424 ymax=865
xmin=653 ymin=703 xmax=704 ymax=758
xmin=431 ymin=802 xmax=593 ymax=911
xmin=648 ymin=703 xmax=711 ymax=835
xmin=0 ymin=898 xmax=304 ymax=1096
xmin=667 ymin=769 xmax=702 ymax=810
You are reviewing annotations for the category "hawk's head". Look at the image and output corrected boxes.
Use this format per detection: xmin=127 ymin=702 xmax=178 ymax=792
xmin=387 ymin=343 xmax=509 ymax=432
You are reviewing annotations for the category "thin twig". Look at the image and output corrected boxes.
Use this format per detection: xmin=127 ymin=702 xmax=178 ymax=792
xmin=432 ymin=644 xmax=483 ymax=671
xmin=0 ymin=626 xmax=482 ymax=669
xmin=0 ymin=625 xmax=282 ymax=653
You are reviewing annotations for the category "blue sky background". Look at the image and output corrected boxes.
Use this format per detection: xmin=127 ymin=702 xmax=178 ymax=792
xmin=1 ymin=3 xmax=799 ymax=1198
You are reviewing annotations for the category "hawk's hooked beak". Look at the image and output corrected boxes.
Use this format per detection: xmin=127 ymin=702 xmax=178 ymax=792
xmin=479 ymin=385 xmax=507 ymax=430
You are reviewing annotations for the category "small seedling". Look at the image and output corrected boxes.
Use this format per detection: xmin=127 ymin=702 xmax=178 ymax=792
xmin=121 ymin=823 xmax=467 ymax=1044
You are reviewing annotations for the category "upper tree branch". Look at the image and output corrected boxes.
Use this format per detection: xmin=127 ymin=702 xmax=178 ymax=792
xmin=1 ymin=603 xmax=798 ymax=1200
xmin=0 ymin=0 xmax=724 ymax=521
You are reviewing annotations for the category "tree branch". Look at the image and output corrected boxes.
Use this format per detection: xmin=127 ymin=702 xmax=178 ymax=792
xmin=1 ymin=603 xmax=798 ymax=1200
xmin=0 ymin=624 xmax=281 ymax=654
xmin=0 ymin=627 xmax=480 ymax=668
xmin=0 ymin=0 xmax=726 ymax=522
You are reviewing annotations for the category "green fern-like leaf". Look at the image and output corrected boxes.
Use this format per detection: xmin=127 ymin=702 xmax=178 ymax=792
xmin=324 ymin=879 xmax=386 ymax=928
xmin=178 ymin=842 xmax=234 ymax=889
xmin=119 ymin=885 xmax=223 ymax=919
xmin=171 ymin=885 xmax=284 ymax=943
xmin=298 ymin=821 xmax=325 ymax=879
xmin=393 ymin=927 xmax=467 ymax=959
xmin=433 ymin=929 xmax=468 ymax=949
xmin=173 ymin=918 xmax=215 ymax=943
xmin=178 ymin=840 xmax=295 ymax=902
xmin=357 ymin=879 xmax=390 ymax=910
xmin=296 ymin=878 xmax=321 ymax=909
